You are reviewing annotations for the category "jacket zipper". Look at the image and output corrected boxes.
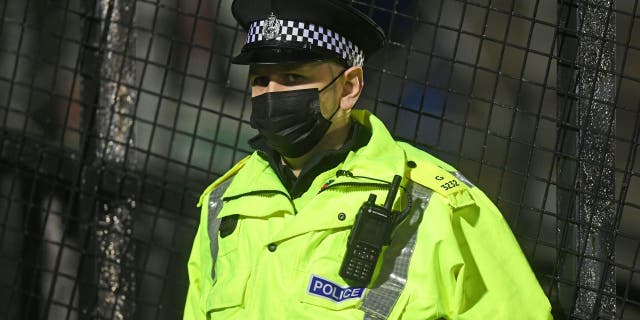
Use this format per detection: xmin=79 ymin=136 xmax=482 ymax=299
xmin=223 ymin=189 xmax=298 ymax=214
xmin=317 ymin=181 xmax=390 ymax=195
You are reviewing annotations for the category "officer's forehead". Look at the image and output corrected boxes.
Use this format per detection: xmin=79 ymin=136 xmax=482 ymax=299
xmin=248 ymin=61 xmax=340 ymax=75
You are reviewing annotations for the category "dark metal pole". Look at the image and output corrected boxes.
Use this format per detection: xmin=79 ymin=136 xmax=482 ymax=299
xmin=80 ymin=0 xmax=137 ymax=318
xmin=573 ymin=0 xmax=616 ymax=318
xmin=557 ymin=0 xmax=616 ymax=318
xmin=94 ymin=0 xmax=137 ymax=317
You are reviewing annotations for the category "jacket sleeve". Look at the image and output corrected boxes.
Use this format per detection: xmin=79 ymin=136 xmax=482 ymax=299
xmin=446 ymin=188 xmax=553 ymax=319
xmin=403 ymin=186 xmax=552 ymax=319
xmin=183 ymin=156 xmax=249 ymax=319
xmin=183 ymin=198 xmax=214 ymax=320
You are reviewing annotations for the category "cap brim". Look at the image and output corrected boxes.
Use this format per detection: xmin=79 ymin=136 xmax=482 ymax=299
xmin=231 ymin=45 xmax=346 ymax=66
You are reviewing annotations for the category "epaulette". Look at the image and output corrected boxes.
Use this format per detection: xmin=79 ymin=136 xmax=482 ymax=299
xmin=197 ymin=156 xmax=251 ymax=207
xmin=399 ymin=143 xmax=476 ymax=210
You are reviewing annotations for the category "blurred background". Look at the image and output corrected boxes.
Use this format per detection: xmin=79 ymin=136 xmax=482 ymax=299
xmin=0 ymin=0 xmax=638 ymax=319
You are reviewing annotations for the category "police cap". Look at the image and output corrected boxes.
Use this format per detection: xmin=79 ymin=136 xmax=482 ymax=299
xmin=231 ymin=0 xmax=385 ymax=67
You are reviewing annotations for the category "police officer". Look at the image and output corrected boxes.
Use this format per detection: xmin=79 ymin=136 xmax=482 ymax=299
xmin=184 ymin=0 xmax=552 ymax=319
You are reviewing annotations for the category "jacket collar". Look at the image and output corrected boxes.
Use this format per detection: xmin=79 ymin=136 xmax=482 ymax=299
xmin=268 ymin=110 xmax=409 ymax=243
xmin=338 ymin=110 xmax=406 ymax=183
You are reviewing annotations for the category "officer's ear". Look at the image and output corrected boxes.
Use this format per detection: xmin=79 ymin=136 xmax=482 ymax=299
xmin=340 ymin=66 xmax=363 ymax=110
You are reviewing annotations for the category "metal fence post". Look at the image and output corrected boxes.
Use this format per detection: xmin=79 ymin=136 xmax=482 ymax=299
xmin=80 ymin=0 xmax=137 ymax=318
xmin=557 ymin=0 xmax=617 ymax=318
xmin=573 ymin=0 xmax=617 ymax=318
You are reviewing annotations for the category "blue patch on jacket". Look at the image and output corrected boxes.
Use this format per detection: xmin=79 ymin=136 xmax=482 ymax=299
xmin=307 ymin=275 xmax=365 ymax=303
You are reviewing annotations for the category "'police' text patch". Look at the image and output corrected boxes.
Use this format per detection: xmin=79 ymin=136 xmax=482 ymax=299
xmin=307 ymin=275 xmax=365 ymax=303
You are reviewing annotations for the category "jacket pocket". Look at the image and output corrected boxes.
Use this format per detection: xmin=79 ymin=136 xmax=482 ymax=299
xmin=205 ymin=267 xmax=250 ymax=312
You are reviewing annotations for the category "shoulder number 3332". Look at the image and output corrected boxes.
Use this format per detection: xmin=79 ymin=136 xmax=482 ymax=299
xmin=441 ymin=180 xmax=459 ymax=191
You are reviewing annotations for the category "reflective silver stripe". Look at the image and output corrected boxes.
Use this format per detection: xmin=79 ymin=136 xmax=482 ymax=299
xmin=207 ymin=178 xmax=234 ymax=281
xmin=360 ymin=181 xmax=432 ymax=320
xmin=452 ymin=171 xmax=474 ymax=188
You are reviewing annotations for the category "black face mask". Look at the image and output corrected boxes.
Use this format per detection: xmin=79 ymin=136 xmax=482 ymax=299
xmin=250 ymin=71 xmax=345 ymax=158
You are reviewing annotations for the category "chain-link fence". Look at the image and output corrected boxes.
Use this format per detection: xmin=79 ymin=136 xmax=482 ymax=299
xmin=0 ymin=0 xmax=638 ymax=319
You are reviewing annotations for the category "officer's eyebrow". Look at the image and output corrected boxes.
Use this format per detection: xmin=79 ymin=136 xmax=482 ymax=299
xmin=249 ymin=61 xmax=324 ymax=76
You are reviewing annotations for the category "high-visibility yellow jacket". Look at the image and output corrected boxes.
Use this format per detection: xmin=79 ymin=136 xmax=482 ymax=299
xmin=184 ymin=110 xmax=552 ymax=319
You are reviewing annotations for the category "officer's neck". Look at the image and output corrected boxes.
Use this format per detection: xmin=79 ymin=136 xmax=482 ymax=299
xmin=282 ymin=121 xmax=353 ymax=177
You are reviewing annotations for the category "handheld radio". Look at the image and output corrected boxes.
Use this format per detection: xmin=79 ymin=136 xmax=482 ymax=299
xmin=339 ymin=175 xmax=402 ymax=287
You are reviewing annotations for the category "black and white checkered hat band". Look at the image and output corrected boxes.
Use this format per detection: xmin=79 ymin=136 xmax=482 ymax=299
xmin=246 ymin=18 xmax=365 ymax=67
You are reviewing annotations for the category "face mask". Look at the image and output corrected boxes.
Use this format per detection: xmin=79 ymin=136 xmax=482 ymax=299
xmin=250 ymin=70 xmax=345 ymax=158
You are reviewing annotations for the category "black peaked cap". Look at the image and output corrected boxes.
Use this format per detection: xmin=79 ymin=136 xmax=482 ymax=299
xmin=231 ymin=0 xmax=385 ymax=66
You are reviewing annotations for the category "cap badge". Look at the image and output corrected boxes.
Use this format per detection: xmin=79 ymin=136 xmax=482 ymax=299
xmin=262 ymin=12 xmax=282 ymax=40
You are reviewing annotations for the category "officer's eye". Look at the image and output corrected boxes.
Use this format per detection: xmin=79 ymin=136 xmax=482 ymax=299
xmin=283 ymin=73 xmax=305 ymax=84
xmin=252 ymin=76 xmax=270 ymax=87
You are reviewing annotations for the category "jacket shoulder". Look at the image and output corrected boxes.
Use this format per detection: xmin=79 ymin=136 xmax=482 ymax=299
xmin=196 ymin=155 xmax=251 ymax=207
xmin=398 ymin=142 xmax=457 ymax=172
xmin=397 ymin=142 xmax=476 ymax=208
